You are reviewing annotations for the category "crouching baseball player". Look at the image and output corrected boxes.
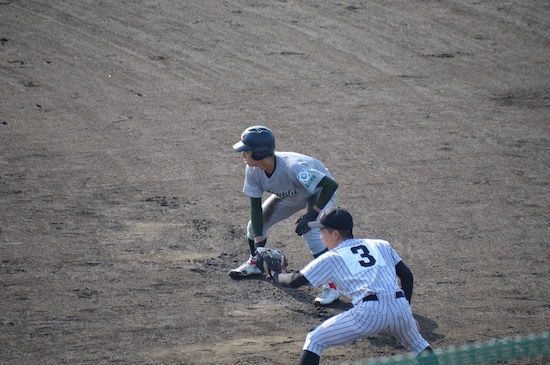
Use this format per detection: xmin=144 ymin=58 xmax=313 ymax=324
xmin=229 ymin=125 xmax=340 ymax=306
xmin=259 ymin=207 xmax=440 ymax=365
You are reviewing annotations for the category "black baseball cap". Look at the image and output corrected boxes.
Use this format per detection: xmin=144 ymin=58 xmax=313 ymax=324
xmin=308 ymin=207 xmax=354 ymax=232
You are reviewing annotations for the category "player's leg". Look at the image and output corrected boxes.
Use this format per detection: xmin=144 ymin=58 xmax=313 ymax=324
xmin=299 ymin=350 xmax=320 ymax=365
xmin=417 ymin=347 xmax=440 ymax=365
xmin=303 ymin=197 xmax=339 ymax=305
xmin=230 ymin=196 xmax=303 ymax=277
xmin=303 ymin=305 xmax=384 ymax=360
xmin=302 ymin=194 xmax=336 ymax=255
xmin=387 ymin=298 xmax=432 ymax=355
xmin=255 ymin=195 xmax=305 ymax=236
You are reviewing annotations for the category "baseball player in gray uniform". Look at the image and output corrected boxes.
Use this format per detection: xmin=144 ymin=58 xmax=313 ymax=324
xmin=269 ymin=207 xmax=439 ymax=365
xmin=229 ymin=125 xmax=340 ymax=305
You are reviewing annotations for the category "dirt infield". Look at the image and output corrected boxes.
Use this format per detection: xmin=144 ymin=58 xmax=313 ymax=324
xmin=1 ymin=1 xmax=549 ymax=364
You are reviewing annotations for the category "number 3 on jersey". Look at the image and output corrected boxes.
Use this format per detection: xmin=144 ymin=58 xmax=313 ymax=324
xmin=351 ymin=245 xmax=376 ymax=267
xmin=339 ymin=241 xmax=386 ymax=274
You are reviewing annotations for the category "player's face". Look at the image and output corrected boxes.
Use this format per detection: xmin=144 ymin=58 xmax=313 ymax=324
xmin=242 ymin=150 xmax=258 ymax=167
xmin=320 ymin=228 xmax=339 ymax=249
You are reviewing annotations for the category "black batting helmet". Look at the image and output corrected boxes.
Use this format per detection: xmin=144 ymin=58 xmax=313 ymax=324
xmin=233 ymin=126 xmax=275 ymax=161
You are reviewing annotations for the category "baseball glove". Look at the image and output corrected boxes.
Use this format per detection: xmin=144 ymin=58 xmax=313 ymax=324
xmin=255 ymin=247 xmax=288 ymax=278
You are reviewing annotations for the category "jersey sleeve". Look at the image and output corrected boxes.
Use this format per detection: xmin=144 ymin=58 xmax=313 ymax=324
xmin=383 ymin=240 xmax=403 ymax=266
xmin=242 ymin=166 xmax=264 ymax=198
xmin=300 ymin=253 xmax=334 ymax=288
xmin=295 ymin=167 xmax=327 ymax=193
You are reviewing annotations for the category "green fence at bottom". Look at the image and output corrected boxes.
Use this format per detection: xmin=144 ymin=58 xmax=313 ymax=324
xmin=349 ymin=332 xmax=550 ymax=365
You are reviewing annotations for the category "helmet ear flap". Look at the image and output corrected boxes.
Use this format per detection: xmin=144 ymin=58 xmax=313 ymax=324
xmin=251 ymin=148 xmax=268 ymax=161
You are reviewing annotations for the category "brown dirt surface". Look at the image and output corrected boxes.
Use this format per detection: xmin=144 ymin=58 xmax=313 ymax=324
xmin=1 ymin=1 xmax=549 ymax=364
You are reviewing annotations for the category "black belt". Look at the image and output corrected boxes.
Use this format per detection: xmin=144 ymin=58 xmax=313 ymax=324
xmin=363 ymin=292 xmax=405 ymax=302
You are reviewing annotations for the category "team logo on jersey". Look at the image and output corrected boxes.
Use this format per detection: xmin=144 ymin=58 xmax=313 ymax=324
xmin=269 ymin=188 xmax=298 ymax=199
xmin=297 ymin=169 xmax=316 ymax=188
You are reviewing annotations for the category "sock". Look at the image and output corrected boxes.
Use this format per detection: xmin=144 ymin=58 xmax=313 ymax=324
xmin=248 ymin=238 xmax=266 ymax=256
xmin=300 ymin=350 xmax=320 ymax=365
xmin=248 ymin=239 xmax=256 ymax=256
xmin=417 ymin=346 xmax=440 ymax=365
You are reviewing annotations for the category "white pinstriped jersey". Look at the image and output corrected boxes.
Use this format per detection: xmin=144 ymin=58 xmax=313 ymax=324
xmin=242 ymin=151 xmax=335 ymax=205
xmin=299 ymin=237 xmax=432 ymax=357
xmin=301 ymin=238 xmax=403 ymax=306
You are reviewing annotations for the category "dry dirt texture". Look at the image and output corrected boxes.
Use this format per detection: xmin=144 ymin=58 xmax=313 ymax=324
xmin=1 ymin=1 xmax=549 ymax=364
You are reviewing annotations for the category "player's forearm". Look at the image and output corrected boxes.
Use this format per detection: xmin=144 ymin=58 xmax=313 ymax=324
xmin=315 ymin=177 xmax=338 ymax=210
xmin=250 ymin=197 xmax=263 ymax=238
xmin=396 ymin=261 xmax=414 ymax=304
xmin=274 ymin=272 xmax=309 ymax=288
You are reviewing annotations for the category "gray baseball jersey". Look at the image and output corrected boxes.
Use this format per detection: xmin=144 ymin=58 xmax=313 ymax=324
xmin=242 ymin=151 xmax=337 ymax=255
xmin=300 ymin=238 xmax=430 ymax=356
xmin=242 ymin=151 xmax=335 ymax=204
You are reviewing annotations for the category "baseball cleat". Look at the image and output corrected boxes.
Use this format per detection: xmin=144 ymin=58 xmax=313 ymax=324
xmin=314 ymin=284 xmax=340 ymax=306
xmin=229 ymin=256 xmax=263 ymax=278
